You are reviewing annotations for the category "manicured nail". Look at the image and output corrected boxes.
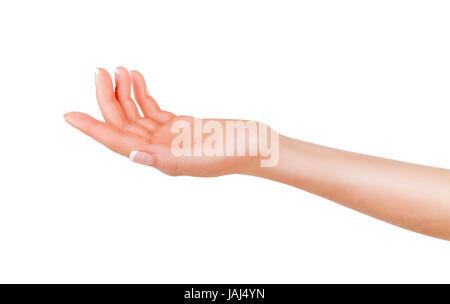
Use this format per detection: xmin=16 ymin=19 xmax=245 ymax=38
xmin=63 ymin=113 xmax=81 ymax=128
xmin=115 ymin=68 xmax=120 ymax=82
xmin=130 ymin=151 xmax=154 ymax=166
xmin=63 ymin=113 xmax=71 ymax=123
xmin=95 ymin=69 xmax=99 ymax=86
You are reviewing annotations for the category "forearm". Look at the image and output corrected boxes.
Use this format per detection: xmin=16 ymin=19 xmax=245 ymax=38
xmin=67 ymin=67 xmax=450 ymax=240
xmin=249 ymin=135 xmax=450 ymax=240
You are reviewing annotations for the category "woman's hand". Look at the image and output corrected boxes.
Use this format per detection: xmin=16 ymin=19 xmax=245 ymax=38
xmin=65 ymin=67 xmax=450 ymax=240
xmin=64 ymin=67 xmax=261 ymax=177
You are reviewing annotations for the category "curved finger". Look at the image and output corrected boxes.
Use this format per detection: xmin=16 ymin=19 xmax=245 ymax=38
xmin=129 ymin=144 xmax=226 ymax=177
xmin=129 ymin=144 xmax=180 ymax=176
xmin=114 ymin=66 xmax=141 ymax=121
xmin=64 ymin=112 xmax=148 ymax=157
xmin=131 ymin=70 xmax=174 ymax=124
xmin=96 ymin=68 xmax=127 ymax=128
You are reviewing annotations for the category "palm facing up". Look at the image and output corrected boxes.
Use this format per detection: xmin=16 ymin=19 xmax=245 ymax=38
xmin=64 ymin=67 xmax=258 ymax=176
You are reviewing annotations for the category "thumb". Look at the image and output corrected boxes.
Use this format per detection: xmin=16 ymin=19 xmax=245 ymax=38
xmin=129 ymin=144 xmax=180 ymax=176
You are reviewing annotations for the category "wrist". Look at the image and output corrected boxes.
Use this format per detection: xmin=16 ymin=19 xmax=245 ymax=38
xmin=241 ymin=133 xmax=289 ymax=177
xmin=216 ymin=122 xmax=288 ymax=176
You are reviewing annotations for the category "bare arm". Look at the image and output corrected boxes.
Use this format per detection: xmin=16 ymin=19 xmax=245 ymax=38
xmin=250 ymin=136 xmax=450 ymax=240
xmin=65 ymin=67 xmax=450 ymax=241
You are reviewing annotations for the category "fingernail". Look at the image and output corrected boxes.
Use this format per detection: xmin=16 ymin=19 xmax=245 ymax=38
xmin=115 ymin=68 xmax=120 ymax=82
xmin=130 ymin=151 xmax=154 ymax=166
xmin=95 ymin=69 xmax=99 ymax=87
xmin=63 ymin=113 xmax=71 ymax=123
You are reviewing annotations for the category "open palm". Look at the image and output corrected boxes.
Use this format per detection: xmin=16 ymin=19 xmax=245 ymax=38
xmin=64 ymin=67 xmax=256 ymax=176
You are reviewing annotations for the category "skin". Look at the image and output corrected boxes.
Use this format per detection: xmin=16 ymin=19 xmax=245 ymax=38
xmin=65 ymin=67 xmax=450 ymax=241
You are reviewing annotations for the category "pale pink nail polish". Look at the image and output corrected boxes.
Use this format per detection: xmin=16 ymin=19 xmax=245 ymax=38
xmin=130 ymin=151 xmax=154 ymax=166
xmin=63 ymin=113 xmax=71 ymax=123
xmin=95 ymin=69 xmax=99 ymax=86
xmin=115 ymin=68 xmax=120 ymax=82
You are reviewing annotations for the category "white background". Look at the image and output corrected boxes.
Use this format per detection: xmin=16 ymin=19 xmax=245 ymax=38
xmin=0 ymin=0 xmax=449 ymax=283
